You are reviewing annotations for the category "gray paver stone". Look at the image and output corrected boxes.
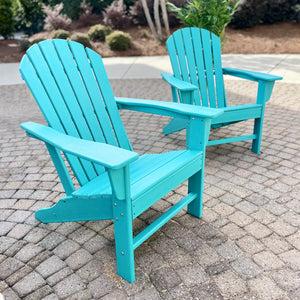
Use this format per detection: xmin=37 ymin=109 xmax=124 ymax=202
xmin=53 ymin=240 xmax=80 ymax=260
xmin=87 ymin=273 xmax=116 ymax=298
xmin=38 ymin=232 xmax=65 ymax=250
xmin=12 ymin=271 xmax=46 ymax=298
xmin=0 ymin=221 xmax=16 ymax=235
xmin=177 ymin=264 xmax=208 ymax=287
xmin=5 ymin=265 xmax=32 ymax=286
xmin=231 ymin=256 xmax=262 ymax=279
xmin=0 ymin=257 xmax=24 ymax=280
xmin=249 ymin=275 xmax=289 ymax=300
xmin=216 ymin=241 xmax=243 ymax=262
xmin=279 ymin=249 xmax=300 ymax=271
xmin=53 ymin=274 xmax=86 ymax=299
xmin=150 ymin=267 xmax=182 ymax=291
xmin=253 ymin=250 xmax=285 ymax=270
xmin=130 ymin=287 xmax=161 ymax=300
xmin=24 ymin=285 xmax=53 ymax=300
xmin=35 ymin=255 xmax=67 ymax=278
xmin=214 ymin=270 xmax=248 ymax=298
xmin=190 ymin=282 xmax=224 ymax=300
xmin=271 ymin=268 xmax=300 ymax=292
xmin=65 ymin=249 xmax=93 ymax=270
xmin=46 ymin=267 xmax=73 ymax=287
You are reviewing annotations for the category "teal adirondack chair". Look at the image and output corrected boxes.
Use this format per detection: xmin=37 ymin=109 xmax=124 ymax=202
xmin=162 ymin=27 xmax=282 ymax=154
xmin=19 ymin=40 xmax=223 ymax=282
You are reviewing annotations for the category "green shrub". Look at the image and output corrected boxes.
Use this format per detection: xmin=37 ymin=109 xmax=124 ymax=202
xmin=31 ymin=38 xmax=45 ymax=44
xmin=19 ymin=39 xmax=31 ymax=51
xmin=87 ymin=0 xmax=134 ymax=15
xmin=88 ymin=24 xmax=112 ymax=41
xmin=106 ymin=30 xmax=131 ymax=51
xmin=51 ymin=29 xmax=70 ymax=39
xmin=70 ymin=33 xmax=91 ymax=48
xmin=17 ymin=0 xmax=44 ymax=35
xmin=230 ymin=0 xmax=299 ymax=29
xmin=168 ymin=0 xmax=239 ymax=43
xmin=0 ymin=0 xmax=15 ymax=38
xmin=45 ymin=0 xmax=82 ymax=20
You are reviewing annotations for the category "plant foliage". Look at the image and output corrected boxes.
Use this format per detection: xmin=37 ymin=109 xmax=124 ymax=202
xmin=106 ymin=30 xmax=131 ymax=50
xmin=168 ymin=0 xmax=239 ymax=41
xmin=51 ymin=29 xmax=70 ymax=39
xmin=230 ymin=0 xmax=299 ymax=29
xmin=88 ymin=24 xmax=112 ymax=41
xmin=70 ymin=33 xmax=91 ymax=48
xmin=102 ymin=0 xmax=130 ymax=29
xmin=17 ymin=0 xmax=44 ymax=35
xmin=43 ymin=0 xmax=82 ymax=19
xmin=42 ymin=3 xmax=72 ymax=31
xmin=0 ymin=0 xmax=15 ymax=38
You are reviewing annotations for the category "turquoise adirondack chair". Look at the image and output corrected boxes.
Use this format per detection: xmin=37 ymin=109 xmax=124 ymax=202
xmin=19 ymin=40 xmax=223 ymax=282
xmin=162 ymin=27 xmax=282 ymax=154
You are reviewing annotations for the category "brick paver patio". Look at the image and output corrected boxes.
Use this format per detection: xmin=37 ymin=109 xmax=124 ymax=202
xmin=0 ymin=79 xmax=299 ymax=299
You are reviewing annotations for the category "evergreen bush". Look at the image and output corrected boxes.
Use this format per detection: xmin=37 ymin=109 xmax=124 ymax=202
xmin=70 ymin=33 xmax=91 ymax=48
xmin=17 ymin=0 xmax=44 ymax=35
xmin=88 ymin=24 xmax=112 ymax=41
xmin=106 ymin=30 xmax=131 ymax=50
xmin=51 ymin=29 xmax=70 ymax=39
xmin=230 ymin=0 xmax=299 ymax=29
xmin=0 ymin=0 xmax=15 ymax=38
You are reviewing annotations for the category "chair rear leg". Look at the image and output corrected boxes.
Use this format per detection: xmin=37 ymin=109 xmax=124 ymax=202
xmin=113 ymin=200 xmax=135 ymax=282
xmin=187 ymin=168 xmax=204 ymax=218
xmin=252 ymin=117 xmax=264 ymax=154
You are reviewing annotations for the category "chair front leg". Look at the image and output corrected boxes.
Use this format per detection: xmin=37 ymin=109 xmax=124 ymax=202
xmin=108 ymin=166 xmax=135 ymax=283
xmin=252 ymin=81 xmax=275 ymax=154
xmin=186 ymin=117 xmax=211 ymax=218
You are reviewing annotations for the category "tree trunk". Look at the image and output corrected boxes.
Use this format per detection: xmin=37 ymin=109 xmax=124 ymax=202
xmin=154 ymin=0 xmax=162 ymax=40
xmin=160 ymin=0 xmax=170 ymax=37
xmin=141 ymin=0 xmax=158 ymax=40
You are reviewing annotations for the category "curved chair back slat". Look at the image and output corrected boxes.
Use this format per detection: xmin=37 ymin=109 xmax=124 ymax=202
xmin=20 ymin=40 xmax=132 ymax=186
xmin=166 ymin=27 xmax=227 ymax=108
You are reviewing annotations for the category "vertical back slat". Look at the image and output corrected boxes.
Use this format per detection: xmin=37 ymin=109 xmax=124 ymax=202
xmin=68 ymin=41 xmax=119 ymax=147
xmin=200 ymin=29 xmax=217 ymax=108
xmin=39 ymin=40 xmax=103 ymax=176
xmin=26 ymin=43 xmax=98 ymax=181
xmin=52 ymin=40 xmax=106 ymax=144
xmin=181 ymin=28 xmax=202 ymax=106
xmin=86 ymin=48 xmax=132 ymax=151
xmin=211 ymin=34 xmax=226 ymax=108
xmin=20 ymin=52 xmax=89 ymax=185
xmin=190 ymin=28 xmax=209 ymax=107
xmin=166 ymin=37 xmax=182 ymax=80
xmin=172 ymin=30 xmax=190 ymax=85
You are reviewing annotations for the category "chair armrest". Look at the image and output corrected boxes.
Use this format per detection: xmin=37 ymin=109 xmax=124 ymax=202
xmin=20 ymin=122 xmax=139 ymax=169
xmin=161 ymin=72 xmax=198 ymax=91
xmin=223 ymin=68 xmax=283 ymax=82
xmin=116 ymin=97 xmax=223 ymax=120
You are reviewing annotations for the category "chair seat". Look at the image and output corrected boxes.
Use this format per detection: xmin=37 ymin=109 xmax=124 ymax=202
xmin=73 ymin=150 xmax=203 ymax=217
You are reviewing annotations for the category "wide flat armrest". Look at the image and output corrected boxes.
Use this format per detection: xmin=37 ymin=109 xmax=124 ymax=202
xmin=116 ymin=97 xmax=223 ymax=119
xmin=223 ymin=68 xmax=283 ymax=82
xmin=21 ymin=122 xmax=139 ymax=169
xmin=161 ymin=72 xmax=198 ymax=91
